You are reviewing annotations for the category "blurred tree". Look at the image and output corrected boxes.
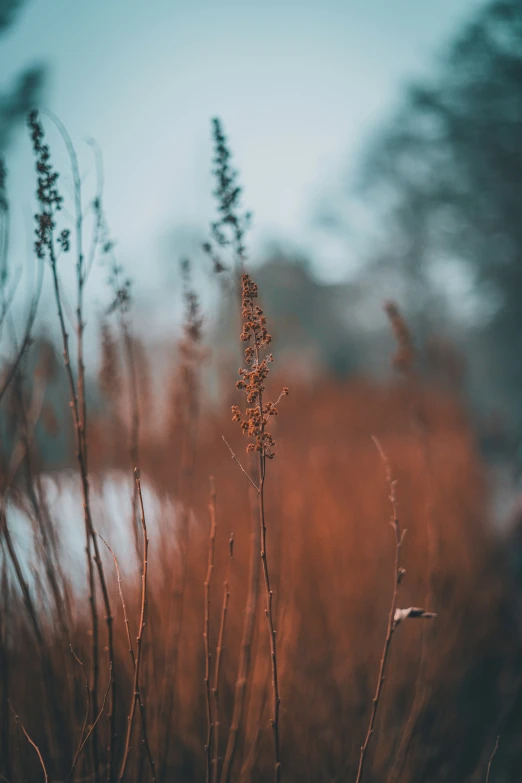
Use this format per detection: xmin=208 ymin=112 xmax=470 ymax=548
xmin=255 ymin=251 xmax=361 ymax=378
xmin=213 ymin=250 xmax=362 ymax=382
xmin=0 ymin=0 xmax=45 ymax=308
xmin=0 ymin=0 xmax=44 ymax=152
xmin=355 ymin=0 xmax=522 ymax=428
xmin=0 ymin=0 xmax=28 ymax=30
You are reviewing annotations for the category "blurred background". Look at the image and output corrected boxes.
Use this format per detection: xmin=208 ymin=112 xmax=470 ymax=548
xmin=2 ymin=0 xmax=521 ymax=462
xmin=3 ymin=1 xmax=522 ymax=781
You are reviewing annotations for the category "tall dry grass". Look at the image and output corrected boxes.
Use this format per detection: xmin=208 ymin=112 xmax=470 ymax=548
xmin=0 ymin=112 xmax=520 ymax=783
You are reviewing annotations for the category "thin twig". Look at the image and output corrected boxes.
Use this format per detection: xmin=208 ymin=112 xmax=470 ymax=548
xmin=212 ymin=532 xmax=233 ymax=783
xmin=354 ymin=436 xmax=405 ymax=783
xmin=99 ymin=533 xmax=156 ymax=781
xmin=204 ymin=477 xmax=217 ymax=783
xmin=251 ymin=300 xmax=281 ymax=783
xmin=220 ymin=487 xmax=260 ymax=783
xmin=257 ymin=444 xmax=281 ymax=783
xmin=221 ymin=437 xmax=259 ymax=493
xmin=225 ymin=273 xmax=284 ymax=783
xmin=69 ymin=668 xmax=113 ymax=781
xmin=119 ymin=470 xmax=156 ymax=782
xmin=0 ymin=499 xmax=66 ymax=777
xmin=29 ymin=113 xmax=115 ymax=783
xmin=385 ymin=301 xmax=439 ymax=783
xmin=485 ymin=736 xmax=500 ymax=783
xmin=8 ymin=702 xmax=48 ymax=783
xmin=5 ymin=356 xmax=73 ymax=644
xmin=0 ymin=265 xmax=21 ymax=334
xmin=99 ymin=536 xmax=135 ymax=661
xmin=0 ymin=254 xmax=44 ymax=405
xmin=84 ymin=138 xmax=104 ymax=280
xmin=159 ymin=292 xmax=202 ymax=777
xmin=69 ymin=646 xmax=91 ymax=771
xmin=101 ymin=204 xmax=142 ymax=559
xmin=122 ymin=324 xmax=142 ymax=560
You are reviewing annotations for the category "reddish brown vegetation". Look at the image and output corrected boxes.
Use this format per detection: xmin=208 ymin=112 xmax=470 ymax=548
xmin=1 ymin=114 xmax=522 ymax=783
xmin=8 ymin=374 xmax=508 ymax=782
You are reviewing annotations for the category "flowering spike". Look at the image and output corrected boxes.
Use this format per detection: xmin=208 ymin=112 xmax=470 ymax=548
xmin=232 ymin=273 xmax=288 ymax=458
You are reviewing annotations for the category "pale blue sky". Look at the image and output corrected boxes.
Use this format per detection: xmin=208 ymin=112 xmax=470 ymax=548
xmin=1 ymin=0 xmax=485 ymax=297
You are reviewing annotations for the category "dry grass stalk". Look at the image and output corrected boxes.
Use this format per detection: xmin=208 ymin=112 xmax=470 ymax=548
xmin=28 ymin=110 xmax=115 ymax=782
xmin=119 ymin=470 xmax=155 ymax=782
xmin=101 ymin=208 xmax=142 ymax=558
xmin=0 ymin=109 xmax=510 ymax=783
xmin=0 ymin=497 xmax=68 ymax=778
xmin=354 ymin=436 xmax=406 ymax=783
xmin=0 ymin=154 xmax=44 ymax=404
xmin=69 ymin=667 xmax=114 ymax=780
xmin=220 ymin=486 xmax=260 ymax=783
xmin=69 ymin=645 xmax=90 ymax=778
xmin=10 ymin=368 xmax=73 ymax=642
xmin=383 ymin=301 xmax=439 ymax=783
xmin=211 ymin=531 xmax=234 ymax=783
xmin=485 ymin=736 xmax=500 ymax=783
xmin=205 ymin=123 xmax=265 ymax=783
xmin=158 ymin=260 xmax=204 ymax=772
xmin=0 ymin=561 xmax=10 ymax=782
xmin=229 ymin=273 xmax=288 ymax=783
xmin=99 ymin=534 xmax=156 ymax=781
xmin=9 ymin=702 xmax=48 ymax=783
xmin=204 ymin=477 xmax=217 ymax=783
xmin=0 ymin=257 xmax=44 ymax=405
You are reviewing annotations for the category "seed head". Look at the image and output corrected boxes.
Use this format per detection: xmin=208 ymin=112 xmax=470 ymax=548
xmin=28 ymin=111 xmax=64 ymax=260
xmin=384 ymin=301 xmax=415 ymax=375
xmin=204 ymin=118 xmax=252 ymax=279
xmin=232 ymin=273 xmax=288 ymax=459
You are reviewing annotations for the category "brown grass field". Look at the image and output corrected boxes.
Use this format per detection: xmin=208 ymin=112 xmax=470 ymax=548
xmin=0 ymin=113 xmax=521 ymax=783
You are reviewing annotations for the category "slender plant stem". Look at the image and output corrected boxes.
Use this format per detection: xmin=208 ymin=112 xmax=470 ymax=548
xmin=224 ymin=274 xmax=284 ymax=783
xmin=211 ymin=532 xmax=233 ymax=783
xmin=69 ymin=669 xmax=113 ymax=781
xmin=388 ymin=379 xmax=438 ymax=783
xmin=33 ymin=114 xmax=116 ymax=781
xmin=121 ymin=323 xmax=142 ymax=557
xmin=13 ymin=376 xmax=72 ymax=641
xmin=62 ymin=113 xmax=117 ymax=782
xmin=485 ymin=736 xmax=500 ymax=783
xmin=100 ymin=533 xmax=156 ymax=781
xmin=0 ymin=563 xmax=10 ymax=783
xmin=9 ymin=702 xmax=48 ymax=783
xmin=204 ymin=478 xmax=217 ymax=783
xmin=159 ymin=351 xmax=202 ymax=778
xmin=222 ymin=437 xmax=259 ymax=493
xmin=119 ymin=471 xmax=155 ymax=782
xmin=104 ymin=223 xmax=142 ymax=558
xmin=99 ymin=536 xmax=135 ymax=661
xmin=69 ymin=646 xmax=91 ymax=776
xmin=0 ymin=254 xmax=44 ymax=405
xmin=48 ymin=226 xmax=112 ymax=783
xmin=257 ymin=445 xmax=281 ymax=783
xmin=0 ymin=502 xmax=65 ymax=778
xmin=252 ymin=313 xmax=281 ymax=783
xmin=220 ymin=489 xmax=260 ymax=783
xmin=354 ymin=437 xmax=404 ymax=783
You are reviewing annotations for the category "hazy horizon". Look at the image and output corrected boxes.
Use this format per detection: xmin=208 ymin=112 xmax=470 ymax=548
xmin=1 ymin=0 xmax=485 ymax=289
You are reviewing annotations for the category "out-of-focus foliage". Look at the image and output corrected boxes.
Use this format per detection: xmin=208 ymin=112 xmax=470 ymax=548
xmin=0 ymin=0 xmax=27 ymax=31
xmin=355 ymin=0 xmax=522 ymax=432
xmin=214 ymin=251 xmax=363 ymax=381
xmin=255 ymin=252 xmax=362 ymax=377
xmin=0 ymin=0 xmax=45 ymax=152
